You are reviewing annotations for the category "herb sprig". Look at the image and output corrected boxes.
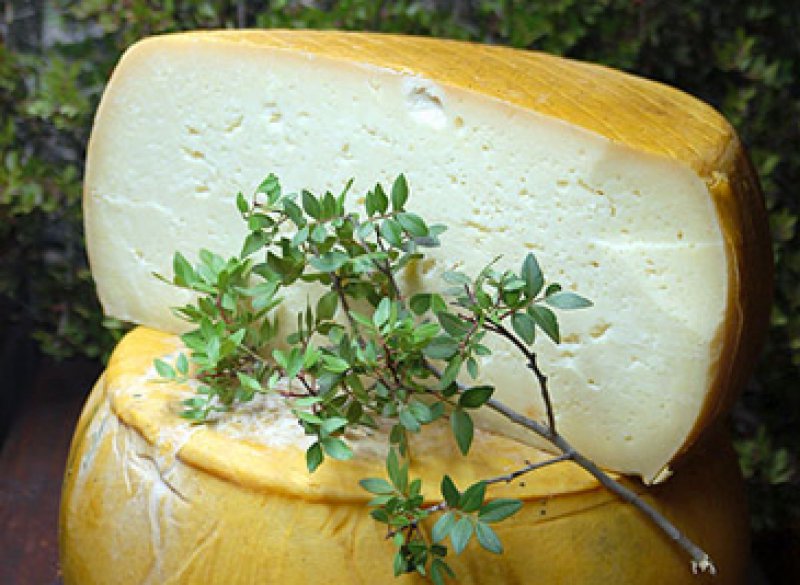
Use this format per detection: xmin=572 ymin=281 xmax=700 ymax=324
xmin=155 ymin=174 xmax=715 ymax=581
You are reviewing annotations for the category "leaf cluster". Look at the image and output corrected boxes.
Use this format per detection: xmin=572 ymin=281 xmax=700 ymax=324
xmin=360 ymin=451 xmax=522 ymax=585
xmin=153 ymin=172 xmax=594 ymax=582
xmin=112 ymin=171 xmax=718 ymax=578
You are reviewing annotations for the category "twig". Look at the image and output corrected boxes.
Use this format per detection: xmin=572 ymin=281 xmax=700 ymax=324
xmin=482 ymin=319 xmax=557 ymax=434
xmin=424 ymin=361 xmax=715 ymax=575
xmin=386 ymin=455 xmax=571 ymax=540
xmin=482 ymin=453 xmax=573 ymax=486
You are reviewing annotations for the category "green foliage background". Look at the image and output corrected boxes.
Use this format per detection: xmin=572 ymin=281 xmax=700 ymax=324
xmin=2 ymin=0 xmax=798 ymax=549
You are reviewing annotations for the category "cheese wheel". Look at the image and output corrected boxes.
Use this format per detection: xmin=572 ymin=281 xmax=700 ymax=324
xmin=60 ymin=327 xmax=748 ymax=584
xmin=83 ymin=31 xmax=771 ymax=482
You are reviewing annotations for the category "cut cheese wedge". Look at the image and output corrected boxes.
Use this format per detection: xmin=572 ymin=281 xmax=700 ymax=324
xmin=60 ymin=328 xmax=749 ymax=584
xmin=84 ymin=31 xmax=771 ymax=483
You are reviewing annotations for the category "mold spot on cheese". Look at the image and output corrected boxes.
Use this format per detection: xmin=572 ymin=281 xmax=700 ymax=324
xmin=181 ymin=147 xmax=206 ymax=160
xmin=589 ymin=321 xmax=611 ymax=339
xmin=225 ymin=114 xmax=244 ymax=133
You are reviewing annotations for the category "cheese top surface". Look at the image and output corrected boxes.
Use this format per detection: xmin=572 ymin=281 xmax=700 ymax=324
xmin=102 ymin=327 xmax=609 ymax=501
xmin=84 ymin=31 xmax=771 ymax=483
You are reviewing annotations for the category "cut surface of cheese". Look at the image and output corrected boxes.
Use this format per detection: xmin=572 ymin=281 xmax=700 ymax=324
xmin=60 ymin=327 xmax=748 ymax=585
xmin=84 ymin=31 xmax=771 ymax=482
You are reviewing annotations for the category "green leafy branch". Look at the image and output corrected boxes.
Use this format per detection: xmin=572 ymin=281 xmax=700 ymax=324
xmin=154 ymin=174 xmax=715 ymax=580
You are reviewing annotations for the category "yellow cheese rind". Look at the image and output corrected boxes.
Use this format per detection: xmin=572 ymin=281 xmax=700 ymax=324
xmin=60 ymin=328 xmax=748 ymax=584
xmin=84 ymin=30 xmax=771 ymax=482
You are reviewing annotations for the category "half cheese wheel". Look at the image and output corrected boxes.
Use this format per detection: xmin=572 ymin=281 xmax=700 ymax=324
xmin=83 ymin=31 xmax=771 ymax=482
xmin=59 ymin=328 xmax=748 ymax=584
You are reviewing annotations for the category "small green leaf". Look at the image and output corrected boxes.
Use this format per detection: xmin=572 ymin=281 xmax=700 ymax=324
xmin=322 ymin=354 xmax=350 ymax=373
xmin=293 ymin=396 xmax=323 ymax=407
xmin=374 ymin=183 xmax=389 ymax=214
xmin=356 ymin=220 xmax=375 ymax=240
xmin=373 ymin=297 xmax=391 ymax=328
xmin=306 ymin=442 xmax=324 ymax=472
xmin=459 ymin=386 xmax=494 ymax=409
xmin=451 ymin=408 xmax=474 ymax=455
xmin=310 ymin=251 xmax=349 ymax=273
xmin=360 ymin=478 xmax=395 ymax=495
xmin=321 ymin=191 xmax=337 ymax=219
xmin=511 ymin=312 xmax=536 ymax=344
xmin=450 ymin=517 xmax=474 ymax=554
xmin=248 ymin=214 xmax=272 ymax=231
xmin=409 ymin=293 xmax=431 ymax=315
xmin=387 ymin=449 xmax=403 ymax=490
xmin=475 ymin=522 xmax=503 ymax=554
xmin=393 ymin=552 xmax=405 ymax=577
xmin=397 ymin=212 xmax=428 ymax=237
xmin=257 ymin=174 xmax=281 ymax=197
xmin=459 ymin=481 xmax=486 ymax=513
xmin=442 ymin=271 xmax=470 ymax=286
xmin=466 ymin=357 xmax=479 ymax=379
xmin=441 ymin=475 xmax=460 ymax=507
xmin=296 ymin=410 xmax=324 ymax=424
xmin=154 ymin=358 xmax=175 ymax=379
xmin=546 ymin=291 xmax=593 ymax=310
xmin=529 ymin=305 xmax=560 ymax=343
xmin=320 ymin=417 xmax=348 ymax=435
xmin=371 ymin=508 xmax=390 ymax=523
xmin=439 ymin=355 xmax=463 ymax=390
xmin=311 ymin=224 xmax=327 ymax=243
xmin=399 ymin=407 xmax=421 ymax=433
xmin=479 ymin=499 xmax=523 ymax=523
xmin=545 ymin=283 xmax=562 ymax=296
xmin=408 ymin=400 xmax=433 ymax=424
xmin=430 ymin=559 xmax=454 ymax=585
xmin=432 ymin=511 xmax=456 ymax=543
xmin=172 ymin=252 xmax=195 ymax=286
xmin=321 ymin=437 xmax=353 ymax=460
xmin=282 ymin=199 xmax=304 ymax=226
xmin=292 ymin=225 xmax=310 ymax=247
xmin=423 ymin=336 xmax=459 ymax=360
xmin=521 ymin=253 xmax=544 ymax=297
xmin=302 ymin=190 xmax=321 ymax=219
xmin=316 ymin=291 xmax=339 ymax=321
xmin=437 ymin=312 xmax=471 ymax=338
xmin=391 ymin=174 xmax=409 ymax=210
xmin=237 ymin=372 xmax=262 ymax=393
xmin=381 ymin=218 xmax=403 ymax=247
xmin=175 ymin=353 xmax=189 ymax=375
xmin=236 ymin=191 xmax=249 ymax=214
xmin=241 ymin=230 xmax=267 ymax=257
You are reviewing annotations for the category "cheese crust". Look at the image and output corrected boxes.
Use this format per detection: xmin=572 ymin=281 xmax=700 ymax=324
xmin=60 ymin=327 xmax=748 ymax=584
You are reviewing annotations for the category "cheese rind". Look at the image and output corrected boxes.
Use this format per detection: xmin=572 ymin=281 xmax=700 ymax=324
xmin=60 ymin=327 xmax=749 ymax=585
xmin=84 ymin=31 xmax=771 ymax=482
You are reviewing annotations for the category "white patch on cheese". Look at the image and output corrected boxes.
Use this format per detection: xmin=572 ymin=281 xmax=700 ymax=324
xmin=402 ymin=75 xmax=448 ymax=129
xmin=85 ymin=38 xmax=728 ymax=482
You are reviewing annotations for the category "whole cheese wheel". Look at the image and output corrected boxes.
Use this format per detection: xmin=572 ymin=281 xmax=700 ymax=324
xmin=60 ymin=327 xmax=748 ymax=584
xmin=83 ymin=31 xmax=771 ymax=482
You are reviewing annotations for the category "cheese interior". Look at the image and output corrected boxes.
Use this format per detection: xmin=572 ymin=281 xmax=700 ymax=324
xmin=85 ymin=34 xmax=728 ymax=482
